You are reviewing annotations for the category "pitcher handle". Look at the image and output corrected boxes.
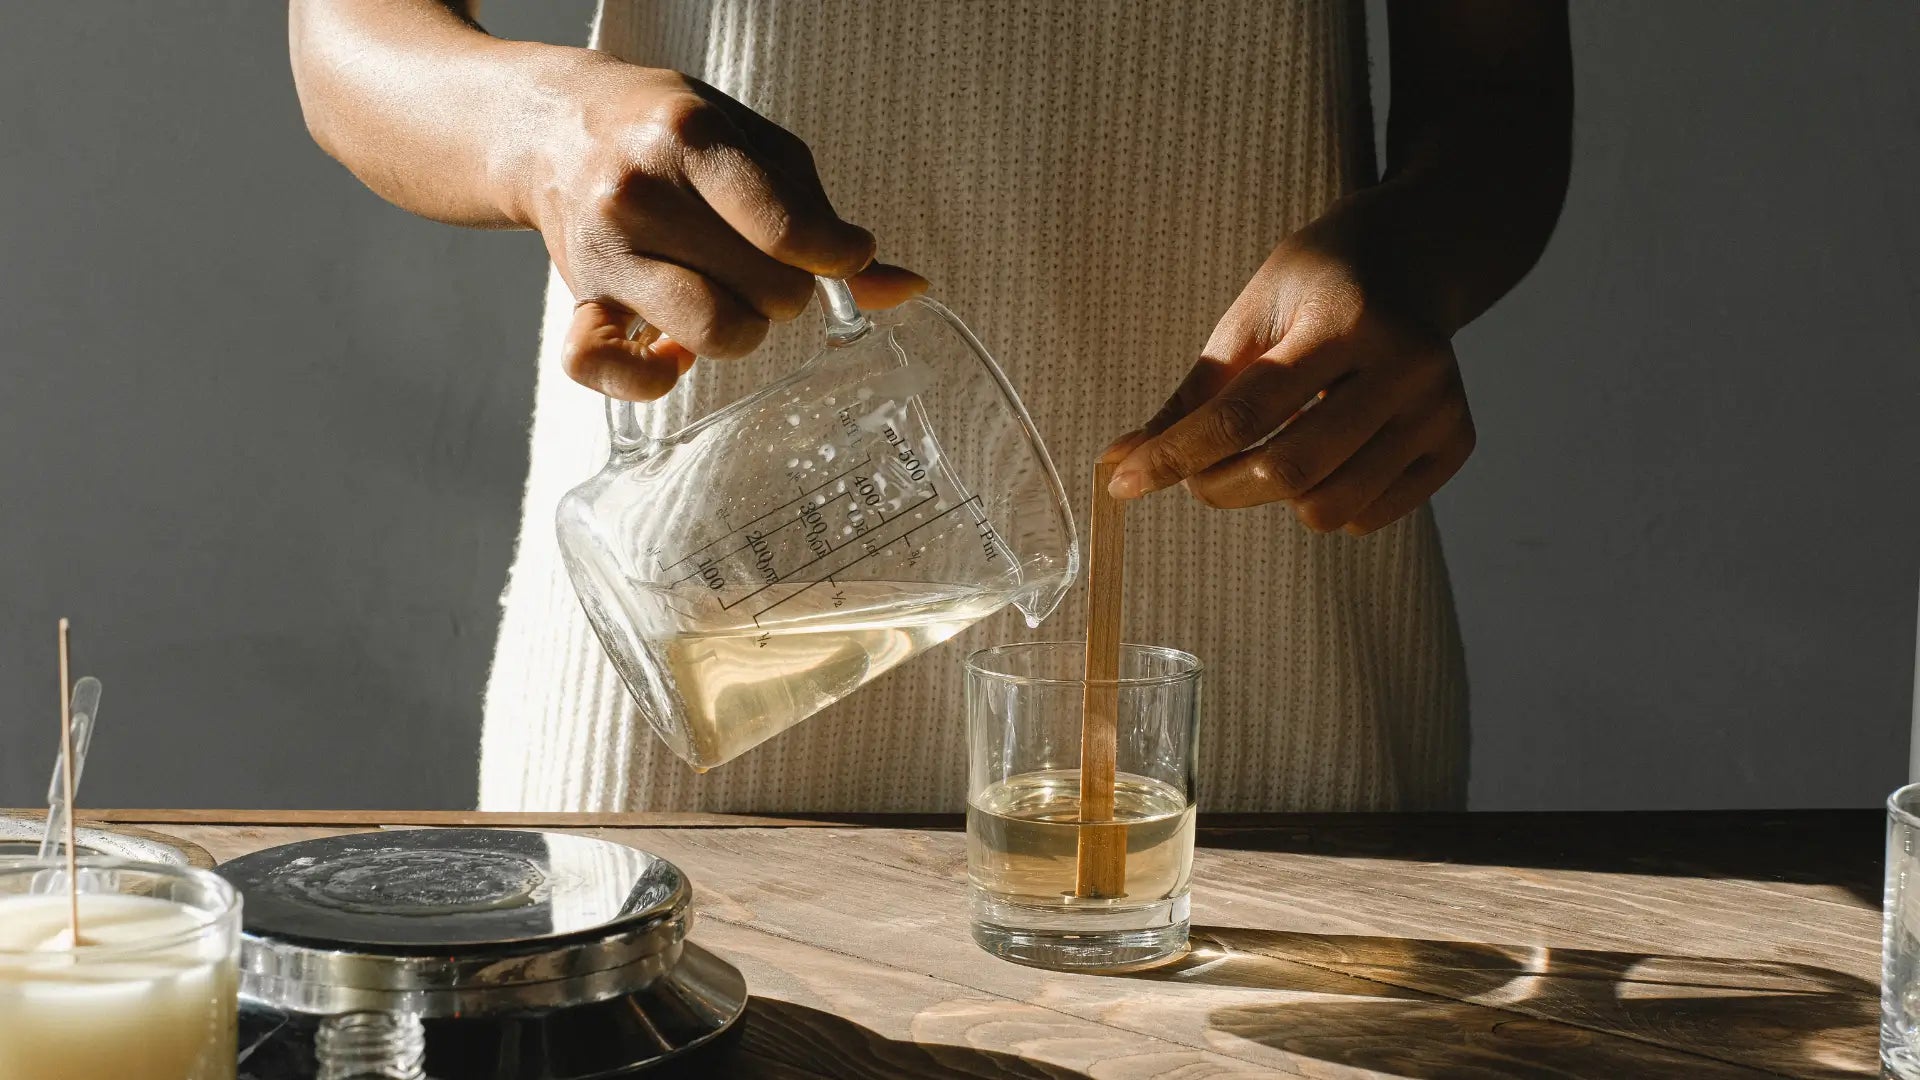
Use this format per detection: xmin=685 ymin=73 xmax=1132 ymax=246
xmin=605 ymin=277 xmax=870 ymax=457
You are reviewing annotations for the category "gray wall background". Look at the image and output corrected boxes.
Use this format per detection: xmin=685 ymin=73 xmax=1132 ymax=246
xmin=1 ymin=2 xmax=1913 ymax=811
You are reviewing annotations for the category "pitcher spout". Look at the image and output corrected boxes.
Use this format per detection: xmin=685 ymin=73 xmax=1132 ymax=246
xmin=1010 ymin=561 xmax=1076 ymax=629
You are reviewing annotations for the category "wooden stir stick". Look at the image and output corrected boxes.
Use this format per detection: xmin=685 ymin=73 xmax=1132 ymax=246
xmin=58 ymin=617 xmax=82 ymax=945
xmin=1075 ymin=463 xmax=1127 ymax=898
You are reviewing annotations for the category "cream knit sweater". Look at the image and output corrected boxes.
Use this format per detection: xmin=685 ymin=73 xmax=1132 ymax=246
xmin=479 ymin=0 xmax=1468 ymax=812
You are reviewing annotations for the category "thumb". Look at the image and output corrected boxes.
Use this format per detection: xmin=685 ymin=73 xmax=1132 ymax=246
xmin=847 ymin=262 xmax=930 ymax=310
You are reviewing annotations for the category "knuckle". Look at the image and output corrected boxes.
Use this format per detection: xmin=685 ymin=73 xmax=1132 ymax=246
xmin=755 ymin=200 xmax=864 ymax=271
xmin=603 ymin=168 xmax=673 ymax=217
xmin=575 ymin=204 xmax=629 ymax=258
xmin=645 ymin=94 xmax=721 ymax=149
xmin=1202 ymin=310 xmax=1259 ymax=360
xmin=787 ymin=219 xmax=873 ymax=275
xmin=1206 ymin=395 xmax=1267 ymax=447
xmin=590 ymin=178 xmax=628 ymax=221
xmin=652 ymin=286 xmax=724 ymax=350
xmin=634 ymin=265 xmax=767 ymax=359
xmin=1142 ymin=441 xmax=1193 ymax=485
xmin=677 ymin=306 xmax=726 ymax=350
xmin=755 ymin=203 xmax=807 ymax=259
xmin=1251 ymin=445 xmax=1311 ymax=496
xmin=591 ymin=186 xmax=644 ymax=237
xmin=1295 ymin=280 xmax=1366 ymax=338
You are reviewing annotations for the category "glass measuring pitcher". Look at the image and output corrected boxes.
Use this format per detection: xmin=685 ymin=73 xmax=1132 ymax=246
xmin=558 ymin=279 xmax=1078 ymax=771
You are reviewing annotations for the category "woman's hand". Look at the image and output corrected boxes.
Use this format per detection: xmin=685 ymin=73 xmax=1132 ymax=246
xmin=1101 ymin=0 xmax=1570 ymax=535
xmin=289 ymin=1 xmax=923 ymax=402
xmin=515 ymin=57 xmax=926 ymax=400
xmin=1106 ymin=205 xmax=1475 ymax=536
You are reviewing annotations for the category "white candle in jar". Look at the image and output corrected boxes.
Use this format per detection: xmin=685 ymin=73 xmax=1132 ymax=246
xmin=0 ymin=892 xmax=238 ymax=1080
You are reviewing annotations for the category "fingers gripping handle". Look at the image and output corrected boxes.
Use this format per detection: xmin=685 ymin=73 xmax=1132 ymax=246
xmin=605 ymin=277 xmax=870 ymax=456
xmin=811 ymin=276 xmax=869 ymax=344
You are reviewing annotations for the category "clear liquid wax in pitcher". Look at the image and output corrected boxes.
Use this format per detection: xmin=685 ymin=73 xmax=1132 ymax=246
xmin=656 ymin=582 xmax=1016 ymax=768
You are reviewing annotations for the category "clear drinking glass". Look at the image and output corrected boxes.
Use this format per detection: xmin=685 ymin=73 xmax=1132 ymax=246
xmin=1887 ymin=784 xmax=1920 ymax=1077
xmin=0 ymin=859 xmax=241 ymax=1080
xmin=965 ymin=641 xmax=1201 ymax=972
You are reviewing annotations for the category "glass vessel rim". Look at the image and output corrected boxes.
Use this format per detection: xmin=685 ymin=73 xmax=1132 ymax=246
xmin=1890 ymin=782 xmax=1920 ymax=828
xmin=966 ymin=641 xmax=1202 ymax=687
xmin=0 ymin=857 xmax=239 ymax=957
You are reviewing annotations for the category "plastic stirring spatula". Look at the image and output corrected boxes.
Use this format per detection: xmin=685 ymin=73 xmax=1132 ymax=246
xmin=38 ymin=676 xmax=102 ymax=859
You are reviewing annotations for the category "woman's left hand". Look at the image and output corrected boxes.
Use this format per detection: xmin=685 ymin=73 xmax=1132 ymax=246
xmin=1106 ymin=205 xmax=1477 ymax=536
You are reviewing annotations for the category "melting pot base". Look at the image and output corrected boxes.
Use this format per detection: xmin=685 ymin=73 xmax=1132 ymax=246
xmin=218 ymin=829 xmax=747 ymax=1077
xmin=235 ymin=943 xmax=745 ymax=1080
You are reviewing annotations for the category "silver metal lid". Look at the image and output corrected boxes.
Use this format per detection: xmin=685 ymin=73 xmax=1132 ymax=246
xmin=218 ymin=829 xmax=702 ymax=1017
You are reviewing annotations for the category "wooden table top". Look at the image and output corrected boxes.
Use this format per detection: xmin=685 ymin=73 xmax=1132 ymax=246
xmin=64 ymin=808 xmax=1885 ymax=1079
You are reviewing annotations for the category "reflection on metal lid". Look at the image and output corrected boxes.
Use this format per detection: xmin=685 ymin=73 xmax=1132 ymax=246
xmin=216 ymin=829 xmax=719 ymax=1020
xmin=0 ymin=815 xmax=211 ymax=868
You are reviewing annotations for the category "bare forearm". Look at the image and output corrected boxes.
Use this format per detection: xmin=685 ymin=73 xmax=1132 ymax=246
xmin=1330 ymin=1 xmax=1573 ymax=336
xmin=288 ymin=0 xmax=598 ymax=228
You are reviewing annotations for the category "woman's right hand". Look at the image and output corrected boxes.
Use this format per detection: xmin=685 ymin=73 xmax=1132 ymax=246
xmin=290 ymin=4 xmax=923 ymax=400
xmin=508 ymin=53 xmax=926 ymax=400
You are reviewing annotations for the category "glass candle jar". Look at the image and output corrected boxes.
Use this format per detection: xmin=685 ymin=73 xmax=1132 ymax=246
xmin=0 ymin=858 xmax=241 ymax=1080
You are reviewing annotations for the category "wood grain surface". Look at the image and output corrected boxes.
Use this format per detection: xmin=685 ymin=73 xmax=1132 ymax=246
xmin=45 ymin=810 xmax=1881 ymax=1079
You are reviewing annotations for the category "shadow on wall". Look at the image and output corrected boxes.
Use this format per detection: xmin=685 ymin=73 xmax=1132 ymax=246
xmin=1136 ymin=926 xmax=1873 ymax=1079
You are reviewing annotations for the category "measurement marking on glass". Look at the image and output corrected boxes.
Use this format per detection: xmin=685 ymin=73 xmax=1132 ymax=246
xmin=669 ymin=470 xmax=920 ymax=587
xmin=749 ymin=495 xmax=995 ymax=621
xmin=968 ymin=499 xmax=1019 ymax=567
xmin=658 ymin=454 xmax=875 ymax=569
xmin=668 ymin=507 xmax=812 ymax=586
xmin=720 ymin=490 xmax=945 ymax=612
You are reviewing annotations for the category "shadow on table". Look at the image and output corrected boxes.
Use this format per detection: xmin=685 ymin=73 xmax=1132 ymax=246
xmin=1192 ymin=809 xmax=1882 ymax=907
xmin=649 ymin=997 xmax=1092 ymax=1080
xmin=1128 ymin=925 xmax=1874 ymax=1079
xmin=765 ymin=810 xmax=1881 ymax=908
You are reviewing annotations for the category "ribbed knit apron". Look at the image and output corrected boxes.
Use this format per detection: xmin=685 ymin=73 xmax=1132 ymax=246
xmin=479 ymin=0 xmax=1469 ymax=812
